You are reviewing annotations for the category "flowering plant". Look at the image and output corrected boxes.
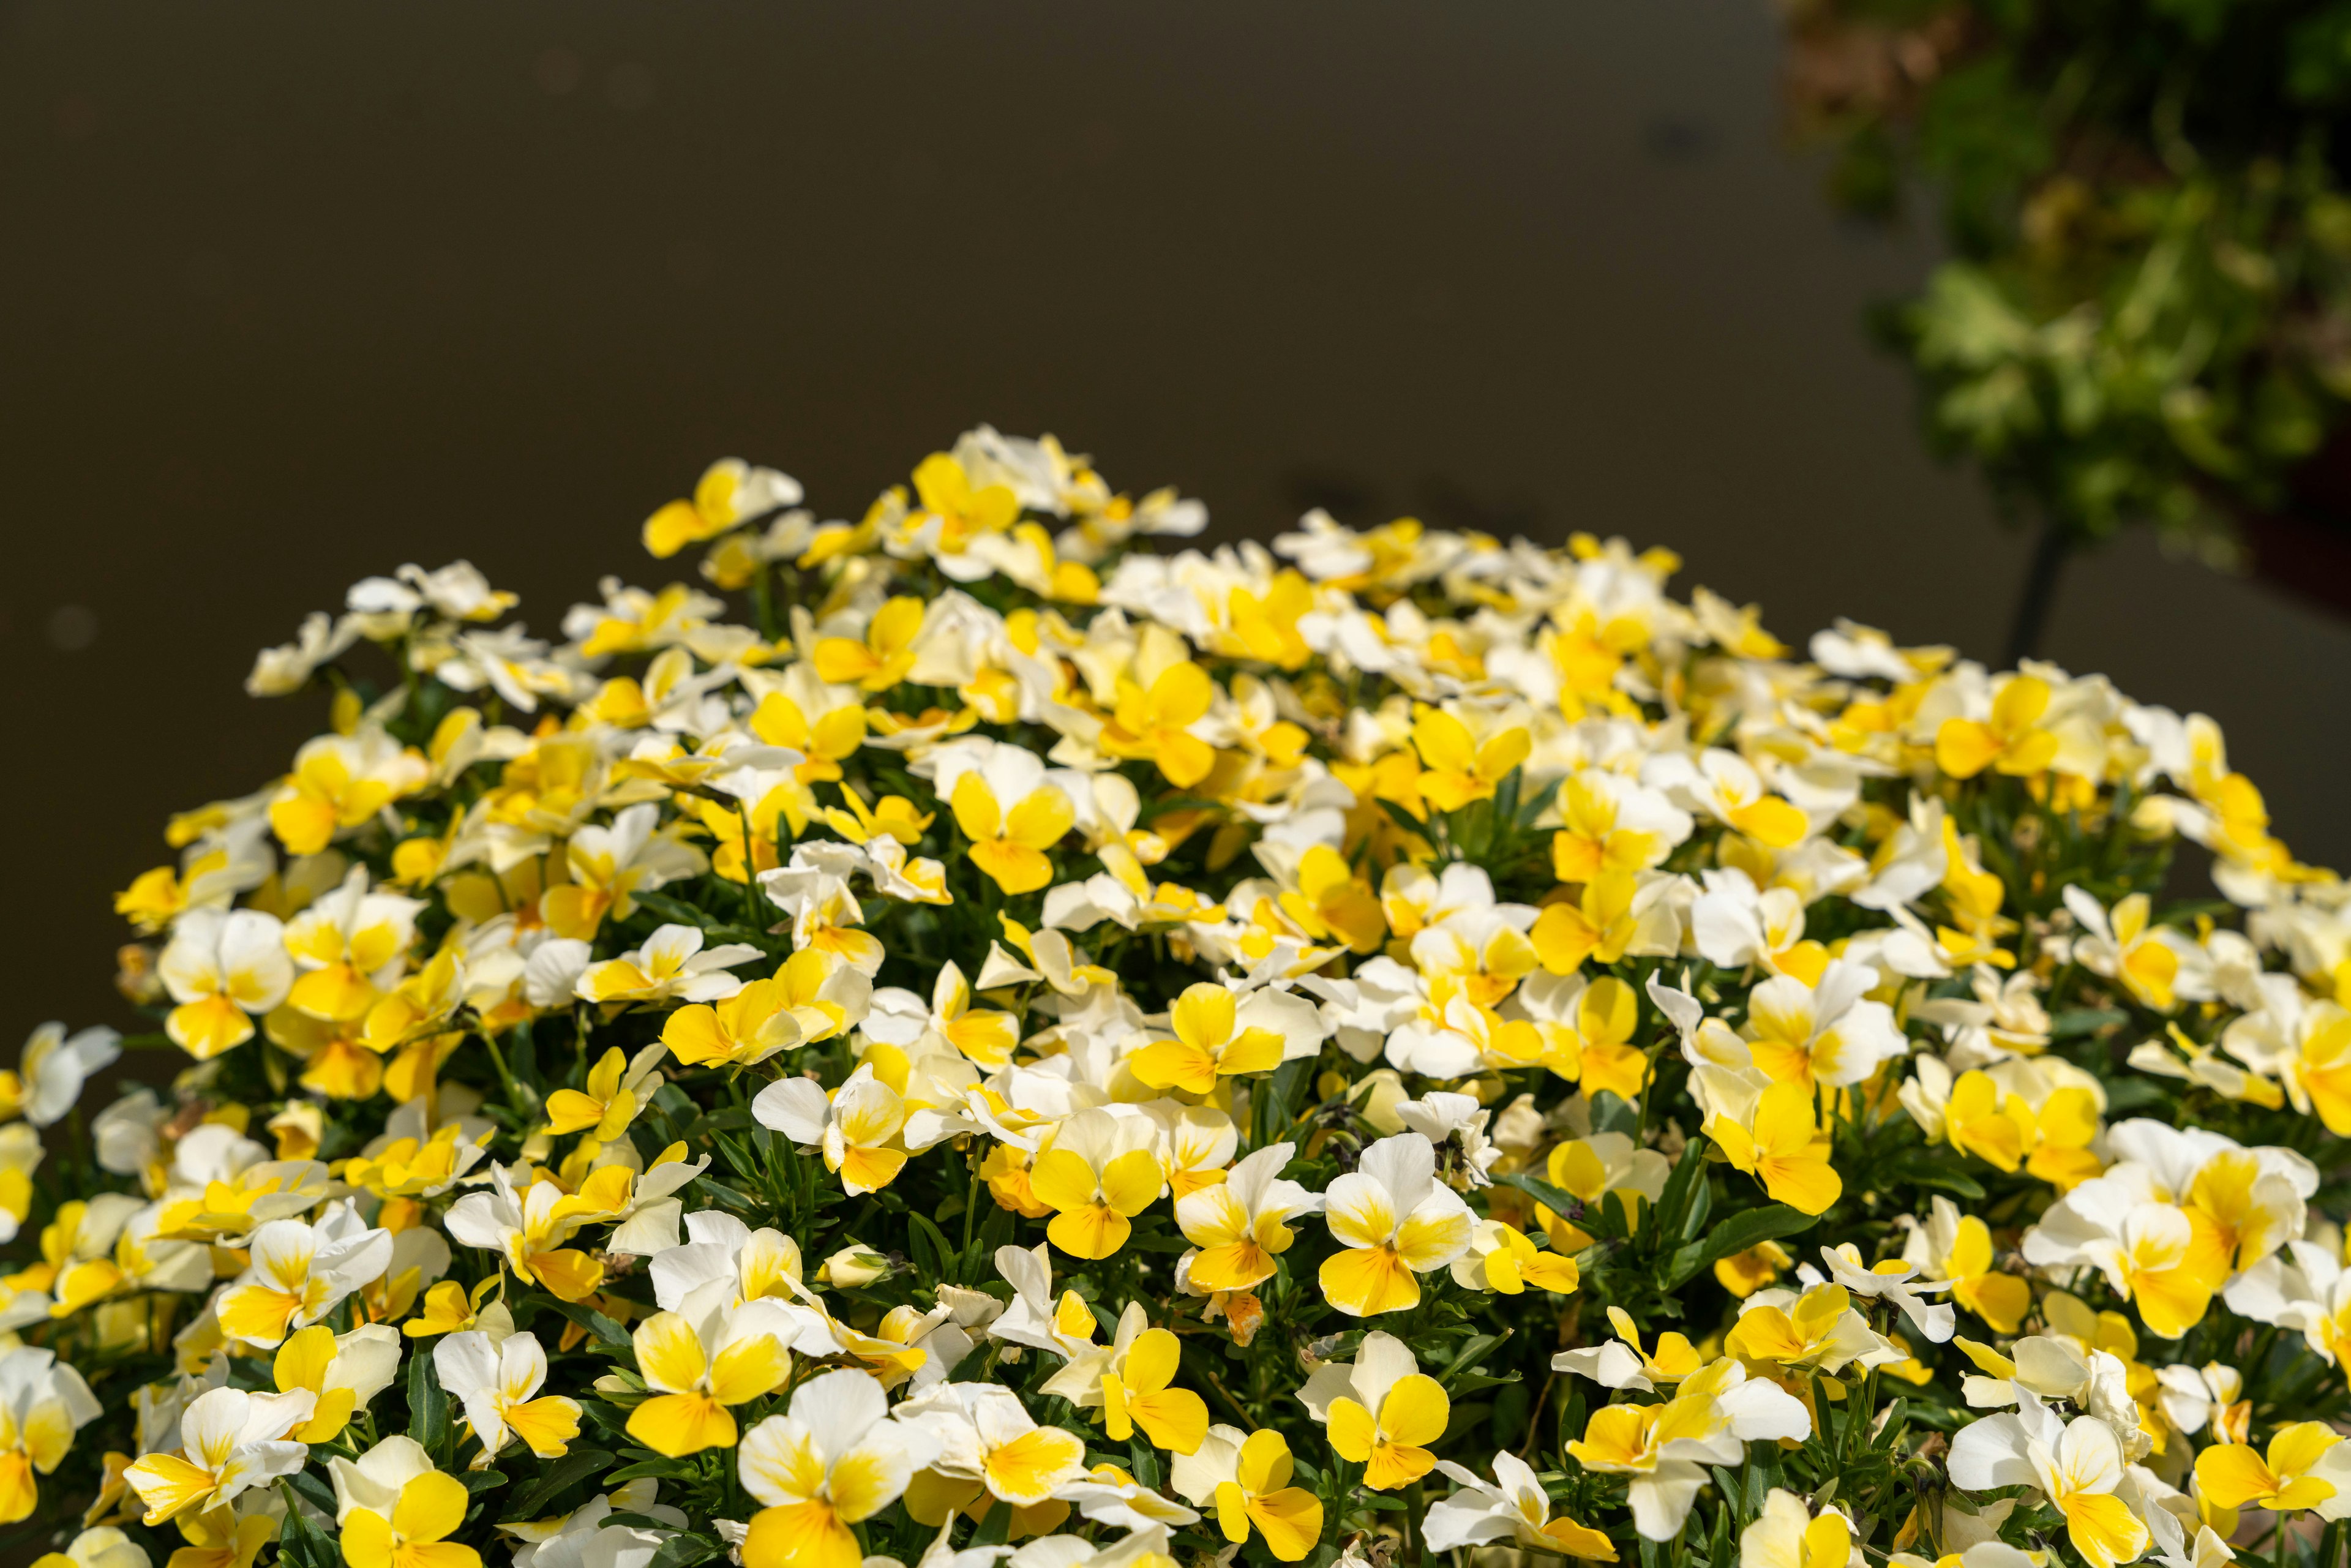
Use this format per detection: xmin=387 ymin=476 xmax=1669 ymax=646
xmin=7 ymin=429 xmax=2350 ymax=1568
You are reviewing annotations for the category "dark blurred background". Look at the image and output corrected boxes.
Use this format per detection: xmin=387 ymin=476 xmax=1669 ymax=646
xmin=5 ymin=0 xmax=2348 ymax=1040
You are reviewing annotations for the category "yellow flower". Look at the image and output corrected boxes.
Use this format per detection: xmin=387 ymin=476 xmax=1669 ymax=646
xmin=330 ymin=1436 xmax=482 ymax=1568
xmin=1903 ymin=1198 xmax=2030 ymax=1334
xmin=1172 ymin=1426 xmax=1324 ymax=1562
xmin=1316 ymin=1134 xmax=1475 ymax=1317
xmin=1714 ymin=1240 xmax=1792 ymax=1299
xmin=1133 ymin=985 xmax=1287 ymax=1095
xmin=1029 ymin=1111 xmax=1164 ymax=1260
xmin=738 ymin=1371 xmax=928 ymax=1568
xmin=271 ymin=1325 xmax=402 ymax=1444
xmin=947 ymin=755 xmax=1076 ymax=896
xmin=432 ymin=1328 xmax=582 ymax=1462
xmin=814 ymin=596 xmax=925 ymax=692
xmin=752 ymin=1065 xmax=909 ymax=1196
xmin=1706 ymin=1082 xmax=1842 ymax=1215
xmin=909 ymin=451 xmax=1021 ymax=556
xmin=2195 ymin=1422 xmax=2351 ymax=1514
xmin=1104 ymin=660 xmax=1219 ymax=788
xmin=1935 ymin=675 xmax=2060 ymax=779
xmin=1411 ymin=709 xmax=1530 ymax=813
xmin=542 ymin=1045 xmax=661 ymax=1142
xmin=1177 ymin=1144 xmax=1316 ymax=1293
xmin=1101 ymin=1326 xmax=1209 ymax=1455
xmin=641 ymin=458 xmax=798 ymax=558
xmin=1314 ymin=1333 xmax=1450 ymax=1490
xmin=1452 ymin=1220 xmax=1581 ymax=1296
xmin=1524 ymin=974 xmax=1650 ymax=1100
xmin=1530 ymin=872 xmax=1652 ymax=980
xmin=624 ymin=1303 xmax=792 ymax=1457
xmin=268 ymin=732 xmax=429 ymax=857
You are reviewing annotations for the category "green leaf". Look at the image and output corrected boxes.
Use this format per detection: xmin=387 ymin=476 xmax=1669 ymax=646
xmin=1500 ymin=1171 xmax=1579 ymax=1220
xmin=408 ymin=1339 xmax=451 ymax=1461
xmin=283 ymin=1468 xmax=338 ymax=1521
xmin=1260 ymin=1056 xmax=1312 ymax=1146
xmin=506 ymin=1447 xmax=615 ymax=1518
xmin=2049 ymin=1007 xmax=2128 ymax=1038
xmin=1877 ymin=1146 xmax=1987 ymax=1201
xmin=678 ymin=1106 xmax=755 ymax=1138
xmin=696 ymin=1177 xmax=761 ymax=1212
xmin=1664 ymin=1203 xmax=1817 ymax=1288
xmin=1439 ymin=1331 xmax=1510 ymax=1390
xmin=647 ymin=1536 xmax=723 ymax=1568
xmin=277 ymin=1482 xmax=337 ymax=1568
xmin=601 ymin=1457 xmax=700 ymax=1485
xmin=1654 ymin=1133 xmax=1707 ymax=1238
xmin=547 ymin=1297 xmax=634 ymax=1351
xmin=463 ymin=1471 xmax=508 ymax=1496
xmin=908 ymin=1211 xmax=959 ymax=1281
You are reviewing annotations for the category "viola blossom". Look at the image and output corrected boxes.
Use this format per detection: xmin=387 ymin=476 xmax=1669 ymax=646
xmin=988 ymin=1242 xmax=1101 ymax=1367
xmin=738 ymin=1370 xmax=941 ymax=1568
xmin=752 ymin=1063 xmax=910 ymax=1195
xmin=433 ymin=1330 xmax=580 ymax=1463
xmin=1949 ymin=1401 xmax=2151 ymax=1568
xmin=2194 ymin=1422 xmax=2351 ymax=1518
xmin=123 ymin=1386 xmax=312 ymax=1526
xmin=1553 ymin=1306 xmax=1705 ymax=1393
xmin=1738 ymin=1488 xmax=1853 ymax=1568
xmin=624 ymin=1293 xmax=797 ymax=1457
xmin=1424 ymin=1449 xmax=1618 ymax=1559
xmin=1700 ymin=1080 xmax=1842 ymax=1217
xmin=441 ymin=1166 xmax=606 ymax=1302
xmin=0 ymin=1024 xmax=121 ymax=1130
xmin=1169 ymin=1425 xmax=1325 ymax=1562
xmin=1087 ymin=1308 xmax=1210 ymax=1456
xmin=1027 ymin=1108 xmax=1164 ymax=1261
xmin=574 ymin=924 xmax=760 ymax=1005
xmin=1133 ymin=982 xmax=1322 ymax=1095
xmin=157 ymin=909 xmax=293 ymax=1059
xmin=271 ymin=1324 xmax=403 ymax=1444
xmin=1317 ymin=1133 xmax=1475 ymax=1316
xmin=1565 ymin=1360 xmax=1810 ymax=1539
xmin=898 ymin=1381 xmax=1089 ymax=1509
xmin=864 ymin=960 xmax=1020 ymax=1068
xmin=214 ymin=1203 xmax=394 ymax=1348
xmin=1899 ymin=1197 xmax=2031 ymax=1334
xmin=1176 ymin=1141 xmax=1321 ymax=1294
xmin=328 ymin=1435 xmax=482 ymax=1568
xmin=1296 ymin=1331 xmax=1451 ymax=1490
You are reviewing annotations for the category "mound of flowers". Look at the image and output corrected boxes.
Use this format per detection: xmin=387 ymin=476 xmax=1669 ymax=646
xmin=4 ymin=428 xmax=2347 ymax=1568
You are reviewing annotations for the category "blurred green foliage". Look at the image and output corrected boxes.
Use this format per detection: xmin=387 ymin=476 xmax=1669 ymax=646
xmin=1784 ymin=0 xmax=2351 ymax=558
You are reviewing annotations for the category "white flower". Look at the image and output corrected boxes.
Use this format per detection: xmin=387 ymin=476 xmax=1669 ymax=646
xmin=738 ymin=1370 xmax=941 ymax=1565
xmin=124 ymin=1384 xmax=312 ymax=1525
xmin=1423 ymin=1449 xmax=1617 ymax=1556
xmin=1948 ymin=1400 xmax=2150 ymax=1568
xmin=435 ymin=1329 xmax=582 ymax=1463
xmin=575 ymin=925 xmax=760 ymax=1005
xmin=5 ymin=1024 xmax=121 ymax=1129
xmin=646 ymin=1212 xmax=806 ymax=1312
xmin=988 ymin=1243 xmax=1100 ymax=1365
xmin=1392 ymin=1092 xmax=1501 ymax=1188
xmin=1316 ymin=1133 xmax=1475 ymax=1316
xmin=752 ymin=1065 xmax=909 ymax=1196
xmin=214 ymin=1202 xmax=393 ymax=1348
xmin=1816 ymin=1244 xmax=1955 ymax=1343
xmin=1739 ymin=1488 xmax=1856 ymax=1568
xmin=158 ymin=907 xmax=293 ymax=1059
